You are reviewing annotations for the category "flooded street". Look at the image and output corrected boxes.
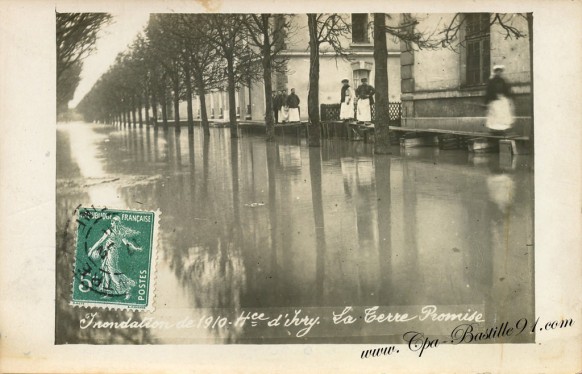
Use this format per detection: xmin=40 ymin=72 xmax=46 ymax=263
xmin=56 ymin=122 xmax=534 ymax=344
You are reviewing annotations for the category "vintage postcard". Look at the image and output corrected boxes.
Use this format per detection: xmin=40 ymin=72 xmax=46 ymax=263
xmin=70 ymin=207 xmax=158 ymax=311
xmin=0 ymin=0 xmax=581 ymax=373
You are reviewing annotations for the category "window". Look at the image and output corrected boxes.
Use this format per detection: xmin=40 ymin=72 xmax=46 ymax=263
xmin=352 ymin=14 xmax=369 ymax=43
xmin=465 ymin=13 xmax=490 ymax=85
xmin=353 ymin=69 xmax=370 ymax=85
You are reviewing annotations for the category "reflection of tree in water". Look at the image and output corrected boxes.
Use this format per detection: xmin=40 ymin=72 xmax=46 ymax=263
xmin=339 ymin=156 xmax=381 ymax=303
xmin=117 ymin=131 xmax=247 ymax=342
xmin=55 ymin=131 xmax=153 ymax=344
xmin=176 ymin=235 xmax=247 ymax=311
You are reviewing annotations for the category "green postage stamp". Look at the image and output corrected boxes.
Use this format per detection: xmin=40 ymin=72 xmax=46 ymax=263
xmin=71 ymin=207 xmax=159 ymax=311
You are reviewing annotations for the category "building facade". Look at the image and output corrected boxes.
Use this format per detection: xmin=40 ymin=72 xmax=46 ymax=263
xmin=400 ymin=13 xmax=532 ymax=135
xmin=183 ymin=14 xmax=402 ymax=123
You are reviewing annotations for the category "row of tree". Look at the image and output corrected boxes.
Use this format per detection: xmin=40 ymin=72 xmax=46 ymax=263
xmin=74 ymin=13 xmax=532 ymax=151
xmin=57 ymin=13 xmax=112 ymax=117
xmin=76 ymin=14 xmax=292 ymax=140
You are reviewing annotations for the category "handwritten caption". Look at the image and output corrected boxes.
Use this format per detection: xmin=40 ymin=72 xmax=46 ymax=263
xmin=361 ymin=316 xmax=575 ymax=359
xmin=79 ymin=305 xmax=485 ymax=338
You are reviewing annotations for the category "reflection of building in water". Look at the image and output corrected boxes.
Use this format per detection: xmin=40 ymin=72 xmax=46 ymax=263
xmin=338 ymin=156 xmax=381 ymax=304
xmin=277 ymin=143 xmax=303 ymax=173
xmin=57 ymin=124 xmax=534 ymax=343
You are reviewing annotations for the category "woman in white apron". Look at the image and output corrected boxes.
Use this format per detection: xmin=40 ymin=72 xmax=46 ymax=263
xmin=278 ymin=90 xmax=289 ymax=123
xmin=485 ymin=65 xmax=514 ymax=133
xmin=340 ymin=79 xmax=354 ymax=121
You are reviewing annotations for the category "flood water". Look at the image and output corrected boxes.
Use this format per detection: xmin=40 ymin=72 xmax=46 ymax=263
xmin=56 ymin=123 xmax=534 ymax=344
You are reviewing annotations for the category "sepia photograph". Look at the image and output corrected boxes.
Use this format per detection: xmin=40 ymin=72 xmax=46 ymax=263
xmin=56 ymin=11 xmax=535 ymax=344
xmin=1 ymin=1 xmax=581 ymax=373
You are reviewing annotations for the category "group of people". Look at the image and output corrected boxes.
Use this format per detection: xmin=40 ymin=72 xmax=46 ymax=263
xmin=339 ymin=65 xmax=514 ymax=132
xmin=272 ymin=88 xmax=301 ymax=124
xmin=271 ymin=65 xmax=514 ymax=133
xmin=339 ymin=77 xmax=376 ymax=124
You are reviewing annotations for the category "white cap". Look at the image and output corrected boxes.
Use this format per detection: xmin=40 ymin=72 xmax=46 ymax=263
xmin=493 ymin=65 xmax=505 ymax=71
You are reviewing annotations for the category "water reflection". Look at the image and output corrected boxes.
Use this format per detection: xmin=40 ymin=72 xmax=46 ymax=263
xmin=56 ymin=124 xmax=534 ymax=344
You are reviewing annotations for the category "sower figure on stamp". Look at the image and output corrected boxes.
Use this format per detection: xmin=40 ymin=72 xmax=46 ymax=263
xmin=286 ymin=88 xmax=301 ymax=123
xmin=355 ymin=77 xmax=375 ymax=124
xmin=88 ymin=216 xmax=142 ymax=300
xmin=484 ymin=65 xmax=514 ymax=134
xmin=340 ymin=78 xmax=355 ymax=122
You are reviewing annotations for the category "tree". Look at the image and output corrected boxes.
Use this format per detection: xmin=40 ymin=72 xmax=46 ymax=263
xmin=373 ymin=14 xmax=391 ymax=154
xmin=171 ymin=15 xmax=226 ymax=137
xmin=56 ymin=12 xmax=111 ymax=114
xmin=57 ymin=60 xmax=82 ymax=116
xmin=244 ymin=14 xmax=291 ymax=142
xmin=306 ymin=14 xmax=351 ymax=147
xmin=372 ymin=13 xmax=440 ymax=154
xmin=204 ymin=14 xmax=249 ymax=138
xmin=146 ymin=15 xmax=184 ymax=133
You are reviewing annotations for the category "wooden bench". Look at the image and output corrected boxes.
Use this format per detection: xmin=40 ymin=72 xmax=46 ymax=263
xmin=387 ymin=126 xmax=530 ymax=154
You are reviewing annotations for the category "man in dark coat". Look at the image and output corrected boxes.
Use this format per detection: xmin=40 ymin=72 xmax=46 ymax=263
xmin=286 ymin=88 xmax=301 ymax=122
xmin=355 ymin=77 xmax=375 ymax=122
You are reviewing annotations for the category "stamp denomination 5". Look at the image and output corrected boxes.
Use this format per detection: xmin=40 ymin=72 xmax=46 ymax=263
xmin=71 ymin=207 xmax=159 ymax=311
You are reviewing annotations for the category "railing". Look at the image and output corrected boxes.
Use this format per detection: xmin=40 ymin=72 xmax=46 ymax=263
xmin=320 ymin=102 xmax=402 ymax=124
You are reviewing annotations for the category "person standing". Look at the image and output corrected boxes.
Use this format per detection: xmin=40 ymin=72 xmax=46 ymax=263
xmin=485 ymin=65 xmax=514 ymax=133
xmin=272 ymin=91 xmax=281 ymax=124
xmin=286 ymin=88 xmax=301 ymax=123
xmin=340 ymin=78 xmax=355 ymax=121
xmin=278 ymin=89 xmax=289 ymax=123
xmin=355 ymin=77 xmax=375 ymax=123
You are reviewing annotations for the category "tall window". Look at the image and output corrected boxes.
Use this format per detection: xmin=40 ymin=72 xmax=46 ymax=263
xmin=352 ymin=69 xmax=370 ymax=85
xmin=352 ymin=14 xmax=369 ymax=43
xmin=465 ymin=13 xmax=490 ymax=85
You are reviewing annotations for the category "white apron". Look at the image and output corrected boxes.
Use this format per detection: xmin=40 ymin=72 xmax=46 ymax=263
xmin=486 ymin=96 xmax=514 ymax=131
xmin=357 ymin=98 xmax=371 ymax=122
xmin=279 ymin=107 xmax=289 ymax=122
xmin=340 ymin=101 xmax=354 ymax=120
xmin=288 ymin=108 xmax=300 ymax=122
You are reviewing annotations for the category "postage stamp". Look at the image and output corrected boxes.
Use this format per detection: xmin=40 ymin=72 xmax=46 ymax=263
xmin=71 ymin=207 xmax=159 ymax=311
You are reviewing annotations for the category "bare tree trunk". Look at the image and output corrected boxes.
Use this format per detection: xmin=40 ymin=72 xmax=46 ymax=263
xmin=138 ymin=97 xmax=143 ymax=128
xmin=261 ymin=15 xmax=275 ymax=142
xmin=161 ymin=87 xmax=168 ymax=130
xmin=198 ymin=78 xmax=210 ymax=137
xmin=151 ymin=90 xmax=158 ymax=128
xmin=307 ymin=14 xmax=321 ymax=147
xmin=185 ymin=70 xmax=194 ymax=133
xmin=227 ymin=57 xmax=238 ymax=138
xmin=122 ymin=111 xmax=127 ymax=127
xmin=173 ymin=77 xmax=181 ymax=133
xmin=131 ymin=101 xmax=137 ymax=127
xmin=374 ymin=13 xmax=392 ymax=154
xmin=144 ymin=89 xmax=150 ymax=126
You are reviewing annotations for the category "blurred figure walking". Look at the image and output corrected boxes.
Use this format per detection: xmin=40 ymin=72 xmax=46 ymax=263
xmin=485 ymin=65 xmax=514 ymax=134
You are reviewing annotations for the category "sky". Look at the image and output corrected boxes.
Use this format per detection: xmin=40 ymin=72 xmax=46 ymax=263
xmin=69 ymin=12 xmax=150 ymax=109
